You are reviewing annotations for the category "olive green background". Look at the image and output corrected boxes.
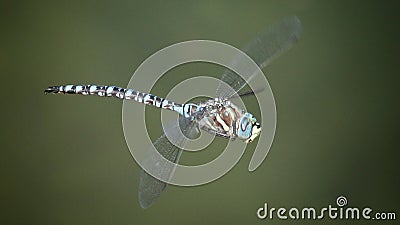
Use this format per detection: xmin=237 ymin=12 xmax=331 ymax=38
xmin=2 ymin=1 xmax=399 ymax=224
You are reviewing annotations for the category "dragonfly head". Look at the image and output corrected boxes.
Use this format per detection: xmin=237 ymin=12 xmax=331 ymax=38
xmin=237 ymin=112 xmax=261 ymax=143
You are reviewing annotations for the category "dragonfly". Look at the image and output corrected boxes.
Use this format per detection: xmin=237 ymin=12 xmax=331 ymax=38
xmin=44 ymin=16 xmax=301 ymax=208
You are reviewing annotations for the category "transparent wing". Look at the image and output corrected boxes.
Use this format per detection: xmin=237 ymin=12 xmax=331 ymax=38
xmin=216 ymin=16 xmax=302 ymax=99
xmin=138 ymin=116 xmax=199 ymax=208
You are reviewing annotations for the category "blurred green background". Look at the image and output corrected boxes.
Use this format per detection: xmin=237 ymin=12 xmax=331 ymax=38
xmin=2 ymin=1 xmax=399 ymax=224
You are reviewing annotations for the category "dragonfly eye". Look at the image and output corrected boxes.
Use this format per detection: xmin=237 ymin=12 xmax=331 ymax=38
xmin=237 ymin=116 xmax=252 ymax=140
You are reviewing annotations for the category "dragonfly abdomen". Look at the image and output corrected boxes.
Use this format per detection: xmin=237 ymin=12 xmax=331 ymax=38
xmin=44 ymin=84 xmax=188 ymax=116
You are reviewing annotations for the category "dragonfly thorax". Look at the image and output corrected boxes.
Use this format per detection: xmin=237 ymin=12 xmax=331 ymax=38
xmin=194 ymin=98 xmax=261 ymax=143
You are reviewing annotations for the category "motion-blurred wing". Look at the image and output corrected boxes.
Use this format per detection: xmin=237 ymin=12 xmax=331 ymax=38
xmin=138 ymin=116 xmax=198 ymax=208
xmin=216 ymin=16 xmax=301 ymax=99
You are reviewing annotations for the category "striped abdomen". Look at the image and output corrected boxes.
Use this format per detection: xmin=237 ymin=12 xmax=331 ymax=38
xmin=44 ymin=84 xmax=197 ymax=117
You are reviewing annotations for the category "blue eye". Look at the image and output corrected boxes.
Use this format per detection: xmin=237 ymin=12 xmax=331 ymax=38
xmin=237 ymin=116 xmax=252 ymax=140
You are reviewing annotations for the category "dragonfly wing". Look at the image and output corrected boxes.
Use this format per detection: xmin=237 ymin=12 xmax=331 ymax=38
xmin=138 ymin=116 xmax=198 ymax=208
xmin=138 ymin=135 xmax=183 ymax=208
xmin=216 ymin=16 xmax=301 ymax=99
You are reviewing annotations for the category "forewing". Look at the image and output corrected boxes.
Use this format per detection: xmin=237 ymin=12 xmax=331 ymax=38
xmin=138 ymin=116 xmax=198 ymax=208
xmin=216 ymin=16 xmax=301 ymax=99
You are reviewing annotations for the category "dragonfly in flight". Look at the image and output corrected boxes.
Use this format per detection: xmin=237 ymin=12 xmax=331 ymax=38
xmin=45 ymin=16 xmax=301 ymax=208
